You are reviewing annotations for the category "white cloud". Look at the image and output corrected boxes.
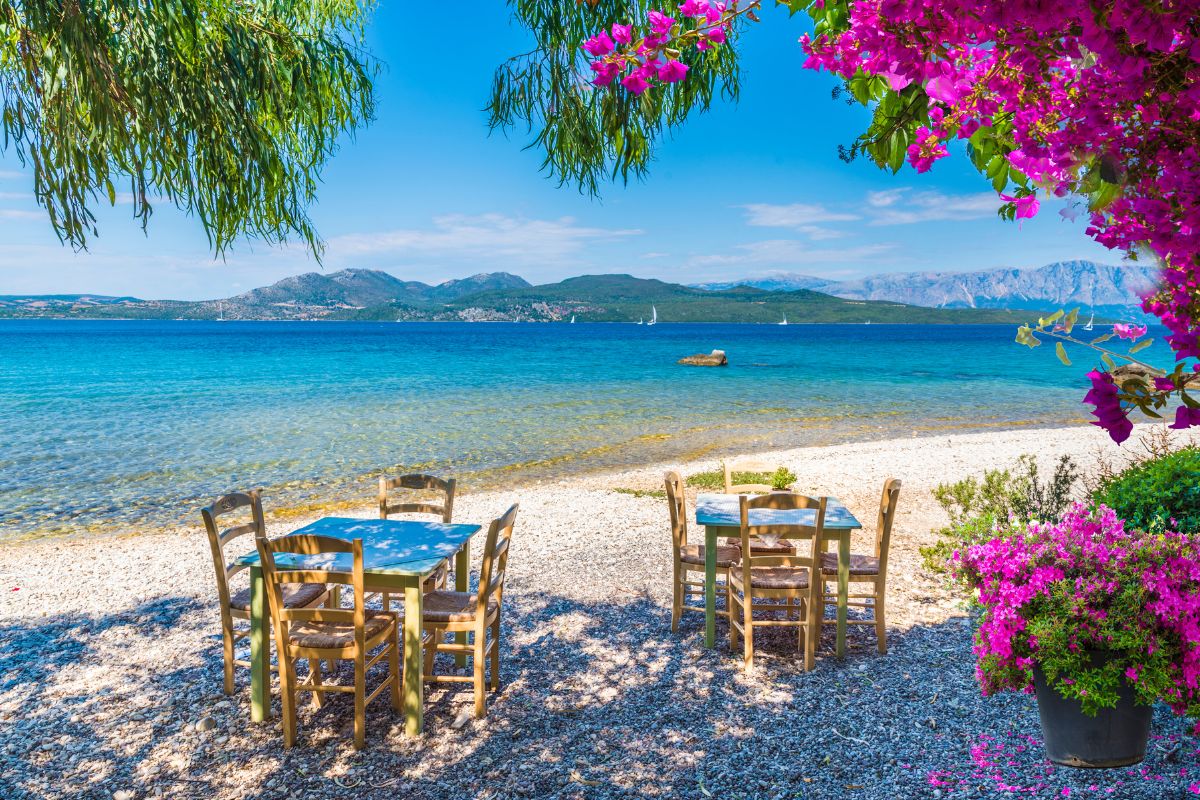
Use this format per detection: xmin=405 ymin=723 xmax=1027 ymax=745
xmin=326 ymin=213 xmax=641 ymax=266
xmin=866 ymin=188 xmax=1001 ymax=225
xmin=690 ymin=239 xmax=895 ymax=269
xmin=741 ymin=202 xmax=860 ymax=228
xmin=0 ymin=170 xmax=22 ymax=180
xmin=0 ymin=209 xmax=43 ymax=220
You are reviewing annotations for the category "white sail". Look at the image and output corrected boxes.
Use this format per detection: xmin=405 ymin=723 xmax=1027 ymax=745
xmin=778 ymin=313 xmax=788 ymax=325
xmin=570 ymin=315 xmax=576 ymax=324
xmin=647 ymin=305 xmax=657 ymax=325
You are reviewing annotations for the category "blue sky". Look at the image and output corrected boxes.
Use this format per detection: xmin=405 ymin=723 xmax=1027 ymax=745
xmin=0 ymin=4 xmax=1117 ymax=300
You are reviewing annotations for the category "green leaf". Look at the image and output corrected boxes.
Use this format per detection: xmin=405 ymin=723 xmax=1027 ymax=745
xmin=1091 ymin=333 xmax=1113 ymax=344
xmin=1129 ymin=339 xmax=1153 ymax=354
xmin=1102 ymin=353 xmax=1117 ymax=370
xmin=1015 ymin=325 xmax=1042 ymax=348
xmin=1062 ymin=308 xmax=1079 ymax=334
xmin=1055 ymin=342 xmax=1071 ymax=366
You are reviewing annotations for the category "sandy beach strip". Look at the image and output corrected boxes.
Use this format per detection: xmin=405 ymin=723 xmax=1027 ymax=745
xmin=2 ymin=422 xmax=1197 ymax=800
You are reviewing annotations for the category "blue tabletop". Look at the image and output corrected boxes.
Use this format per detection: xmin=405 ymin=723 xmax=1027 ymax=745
xmin=236 ymin=517 xmax=482 ymax=577
xmin=694 ymin=493 xmax=862 ymax=530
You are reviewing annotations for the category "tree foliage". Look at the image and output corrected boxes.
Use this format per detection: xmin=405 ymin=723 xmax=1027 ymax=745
xmin=490 ymin=0 xmax=743 ymax=195
xmin=0 ymin=0 xmax=376 ymax=255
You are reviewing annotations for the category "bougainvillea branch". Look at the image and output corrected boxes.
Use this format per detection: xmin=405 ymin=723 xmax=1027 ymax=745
xmin=569 ymin=1 xmax=1200 ymax=443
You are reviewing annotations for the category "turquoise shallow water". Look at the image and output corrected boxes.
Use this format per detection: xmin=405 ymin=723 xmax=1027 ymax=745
xmin=0 ymin=320 xmax=1100 ymax=539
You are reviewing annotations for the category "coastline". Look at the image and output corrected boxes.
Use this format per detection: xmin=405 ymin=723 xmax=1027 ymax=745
xmin=3 ymin=413 xmax=1091 ymax=546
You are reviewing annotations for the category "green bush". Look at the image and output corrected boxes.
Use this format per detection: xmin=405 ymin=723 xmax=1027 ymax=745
xmin=1093 ymin=446 xmax=1200 ymax=534
xmin=921 ymin=454 xmax=1080 ymax=575
xmin=686 ymin=469 xmax=770 ymax=491
xmin=770 ymin=466 xmax=797 ymax=490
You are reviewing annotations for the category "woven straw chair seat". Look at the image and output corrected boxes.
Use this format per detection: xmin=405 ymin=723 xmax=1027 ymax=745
xmin=721 ymin=536 xmax=795 ymax=555
xmin=820 ymin=552 xmax=880 ymax=576
xmin=422 ymin=590 xmax=498 ymax=624
xmin=229 ymin=582 xmax=325 ymax=612
xmin=287 ymin=610 xmax=394 ymax=649
xmin=729 ymin=566 xmax=811 ymax=591
xmin=679 ymin=544 xmax=741 ymax=568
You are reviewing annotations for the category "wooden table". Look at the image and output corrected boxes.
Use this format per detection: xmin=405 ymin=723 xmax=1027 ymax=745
xmin=237 ymin=516 xmax=481 ymax=736
xmin=693 ymin=493 xmax=862 ymax=656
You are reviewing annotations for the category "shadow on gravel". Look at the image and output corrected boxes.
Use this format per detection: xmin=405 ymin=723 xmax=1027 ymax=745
xmin=3 ymin=593 xmax=1200 ymax=800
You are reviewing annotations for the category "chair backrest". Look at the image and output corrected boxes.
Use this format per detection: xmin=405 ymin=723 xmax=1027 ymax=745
xmin=723 ymin=462 xmax=772 ymax=495
xmin=378 ymin=473 xmax=456 ymax=522
xmin=201 ymin=490 xmax=266 ymax=612
xmin=256 ymin=534 xmax=366 ymax=651
xmin=664 ymin=471 xmax=688 ymax=551
xmin=476 ymin=504 xmax=519 ymax=617
xmin=737 ymin=492 xmax=827 ymax=583
xmin=875 ymin=478 xmax=902 ymax=572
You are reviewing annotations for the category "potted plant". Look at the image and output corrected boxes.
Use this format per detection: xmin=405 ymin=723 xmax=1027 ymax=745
xmin=954 ymin=504 xmax=1200 ymax=768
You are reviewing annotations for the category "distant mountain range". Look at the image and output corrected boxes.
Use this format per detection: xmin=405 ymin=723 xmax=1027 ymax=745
xmin=0 ymin=269 xmax=1039 ymax=324
xmin=0 ymin=261 xmax=1143 ymax=324
xmin=694 ymin=260 xmax=1157 ymax=320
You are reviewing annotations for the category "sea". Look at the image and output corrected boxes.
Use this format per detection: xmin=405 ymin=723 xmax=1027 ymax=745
xmin=0 ymin=319 xmax=1107 ymax=540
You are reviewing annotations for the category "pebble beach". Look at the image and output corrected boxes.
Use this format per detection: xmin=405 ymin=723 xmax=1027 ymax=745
xmin=3 ymin=423 xmax=1198 ymax=800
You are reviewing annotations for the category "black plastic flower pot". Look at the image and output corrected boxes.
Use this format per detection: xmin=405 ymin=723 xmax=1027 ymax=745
xmin=1033 ymin=665 xmax=1153 ymax=768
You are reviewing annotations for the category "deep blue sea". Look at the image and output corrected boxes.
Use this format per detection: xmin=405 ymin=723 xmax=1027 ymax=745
xmin=0 ymin=320 xmax=1104 ymax=539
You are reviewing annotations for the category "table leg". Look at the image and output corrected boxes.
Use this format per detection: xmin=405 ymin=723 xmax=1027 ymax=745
xmin=454 ymin=542 xmax=471 ymax=668
xmin=403 ymin=577 xmax=424 ymax=736
xmin=249 ymin=565 xmax=272 ymax=722
xmin=837 ymin=533 xmax=850 ymax=658
xmin=704 ymin=525 xmax=717 ymax=649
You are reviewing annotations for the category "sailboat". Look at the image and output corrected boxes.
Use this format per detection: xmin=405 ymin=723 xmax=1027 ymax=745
xmin=570 ymin=315 xmax=576 ymax=324
xmin=646 ymin=306 xmax=658 ymax=326
xmin=1083 ymin=312 xmax=1095 ymax=331
xmin=637 ymin=317 xmax=644 ymax=325
xmin=778 ymin=313 xmax=788 ymax=326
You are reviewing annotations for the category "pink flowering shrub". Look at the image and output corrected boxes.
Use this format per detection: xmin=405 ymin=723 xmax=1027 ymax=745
xmin=955 ymin=504 xmax=1200 ymax=716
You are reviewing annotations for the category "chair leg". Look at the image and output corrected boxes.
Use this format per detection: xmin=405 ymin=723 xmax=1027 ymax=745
xmin=382 ymin=593 xmax=390 ymax=613
xmin=875 ymin=589 xmax=888 ymax=655
xmin=489 ymin=616 xmax=501 ymax=691
xmin=424 ymin=627 xmax=439 ymax=677
xmin=742 ymin=592 xmax=755 ymax=671
xmin=280 ymin=658 xmax=297 ymax=749
xmin=473 ymin=629 xmax=487 ymax=719
xmin=389 ymin=624 xmax=403 ymax=713
xmin=353 ymin=656 xmax=366 ymax=750
xmin=804 ymin=603 xmax=817 ymax=671
xmin=671 ymin=561 xmax=682 ymax=633
xmin=221 ymin=625 xmax=236 ymax=696
xmin=310 ymin=658 xmax=325 ymax=709
xmin=727 ymin=584 xmax=739 ymax=653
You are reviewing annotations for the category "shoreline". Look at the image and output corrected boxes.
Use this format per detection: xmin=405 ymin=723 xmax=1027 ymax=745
xmin=3 ymin=415 xmax=1093 ymax=547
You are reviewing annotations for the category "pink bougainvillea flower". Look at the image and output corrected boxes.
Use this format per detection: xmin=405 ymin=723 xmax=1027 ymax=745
xmin=1000 ymin=193 xmax=1040 ymax=220
xmin=591 ymin=60 xmax=621 ymax=87
xmin=907 ymin=127 xmax=948 ymax=173
xmin=583 ymin=32 xmax=615 ymax=57
xmin=679 ymin=0 xmax=711 ymax=16
xmin=656 ymin=60 xmax=689 ymax=83
xmin=621 ymin=70 xmax=651 ymax=95
xmin=1083 ymin=369 xmax=1133 ymax=443
xmin=706 ymin=26 xmax=727 ymax=45
xmin=647 ymin=11 xmax=675 ymax=36
xmin=1113 ymin=323 xmax=1149 ymax=340
xmin=611 ymin=23 xmax=633 ymax=45
xmin=1170 ymin=405 xmax=1200 ymax=430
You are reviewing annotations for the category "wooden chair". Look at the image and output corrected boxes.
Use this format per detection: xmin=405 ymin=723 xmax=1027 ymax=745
xmin=201 ymin=490 xmax=328 ymax=695
xmin=721 ymin=463 xmax=795 ymax=558
xmin=820 ymin=478 xmax=902 ymax=654
xmin=727 ymin=493 xmax=828 ymax=671
xmin=377 ymin=473 xmax=457 ymax=605
xmin=722 ymin=461 xmax=773 ymax=494
xmin=420 ymin=504 xmax=519 ymax=719
xmin=665 ymin=471 xmax=740 ymax=631
xmin=256 ymin=534 xmax=401 ymax=750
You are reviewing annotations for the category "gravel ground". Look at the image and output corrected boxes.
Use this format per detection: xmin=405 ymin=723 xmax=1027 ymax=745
xmin=2 ymin=424 xmax=1198 ymax=800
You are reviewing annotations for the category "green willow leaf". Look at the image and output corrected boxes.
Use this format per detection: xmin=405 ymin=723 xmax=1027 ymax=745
xmin=1015 ymin=325 xmax=1041 ymax=348
xmin=1129 ymin=339 xmax=1153 ymax=354
xmin=1091 ymin=332 xmax=1114 ymax=344
xmin=0 ymin=0 xmax=377 ymax=255
xmin=1102 ymin=353 xmax=1117 ymax=370
xmin=1055 ymin=341 xmax=1071 ymax=366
